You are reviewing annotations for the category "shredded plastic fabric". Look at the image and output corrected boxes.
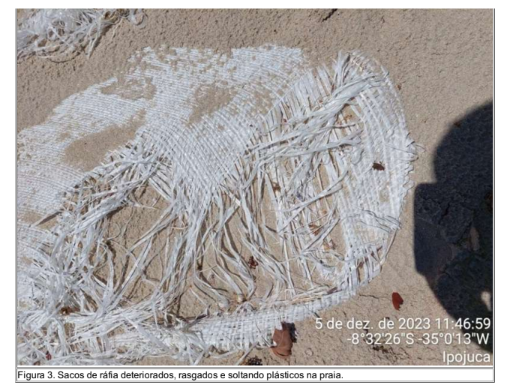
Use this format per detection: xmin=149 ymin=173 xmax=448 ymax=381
xmin=17 ymin=46 xmax=417 ymax=365
xmin=17 ymin=9 xmax=145 ymax=61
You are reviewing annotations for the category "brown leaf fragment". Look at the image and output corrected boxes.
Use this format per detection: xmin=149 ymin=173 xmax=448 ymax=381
xmin=271 ymin=322 xmax=293 ymax=358
xmin=248 ymin=256 xmax=258 ymax=269
xmin=372 ymin=162 xmax=385 ymax=171
xmin=60 ymin=306 xmax=74 ymax=315
xmin=392 ymin=292 xmax=404 ymax=310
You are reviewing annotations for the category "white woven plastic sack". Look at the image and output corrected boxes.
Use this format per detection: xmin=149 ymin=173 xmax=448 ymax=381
xmin=17 ymin=45 xmax=417 ymax=365
xmin=17 ymin=9 xmax=144 ymax=61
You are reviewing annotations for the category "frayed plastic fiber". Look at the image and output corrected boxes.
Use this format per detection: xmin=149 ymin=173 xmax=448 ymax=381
xmin=17 ymin=9 xmax=145 ymax=61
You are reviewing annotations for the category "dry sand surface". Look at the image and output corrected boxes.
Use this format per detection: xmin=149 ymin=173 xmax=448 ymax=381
xmin=17 ymin=9 xmax=493 ymax=366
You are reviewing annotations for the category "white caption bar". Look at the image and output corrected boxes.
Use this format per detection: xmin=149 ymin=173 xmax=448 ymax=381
xmin=17 ymin=367 xmax=493 ymax=382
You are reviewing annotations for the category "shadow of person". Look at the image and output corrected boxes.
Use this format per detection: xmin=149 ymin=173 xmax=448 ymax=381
xmin=414 ymin=102 xmax=493 ymax=352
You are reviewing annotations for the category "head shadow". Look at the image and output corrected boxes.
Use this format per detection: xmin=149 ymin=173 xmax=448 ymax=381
xmin=414 ymin=102 xmax=493 ymax=352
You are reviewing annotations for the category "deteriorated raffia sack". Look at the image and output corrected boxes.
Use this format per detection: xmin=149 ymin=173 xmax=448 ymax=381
xmin=17 ymin=9 xmax=145 ymax=61
xmin=17 ymin=46 xmax=417 ymax=365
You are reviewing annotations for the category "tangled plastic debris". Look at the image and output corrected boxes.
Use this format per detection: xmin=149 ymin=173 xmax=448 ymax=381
xmin=17 ymin=45 xmax=417 ymax=365
xmin=17 ymin=9 xmax=145 ymax=61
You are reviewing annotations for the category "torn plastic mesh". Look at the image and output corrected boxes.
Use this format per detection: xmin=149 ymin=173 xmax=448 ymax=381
xmin=17 ymin=9 xmax=145 ymax=61
xmin=17 ymin=47 xmax=417 ymax=365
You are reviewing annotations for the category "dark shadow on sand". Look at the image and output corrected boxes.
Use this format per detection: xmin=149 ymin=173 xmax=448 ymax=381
xmin=414 ymin=102 xmax=493 ymax=352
